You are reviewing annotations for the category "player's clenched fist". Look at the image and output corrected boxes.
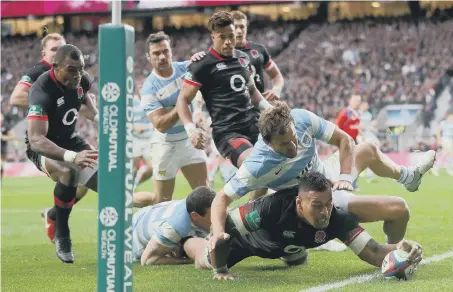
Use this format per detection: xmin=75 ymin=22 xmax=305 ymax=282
xmin=397 ymin=239 xmax=423 ymax=264
xmin=74 ymin=150 xmax=98 ymax=168
xmin=213 ymin=272 xmax=236 ymax=280
xmin=190 ymin=131 xmax=206 ymax=150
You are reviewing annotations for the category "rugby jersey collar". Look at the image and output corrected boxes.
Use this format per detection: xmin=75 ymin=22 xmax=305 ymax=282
xmin=152 ymin=64 xmax=176 ymax=81
xmin=49 ymin=68 xmax=66 ymax=92
xmin=40 ymin=59 xmax=52 ymax=68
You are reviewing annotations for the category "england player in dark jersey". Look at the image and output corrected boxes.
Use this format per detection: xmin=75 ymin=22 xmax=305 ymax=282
xmin=26 ymin=44 xmax=99 ymax=263
xmin=183 ymin=172 xmax=424 ymax=279
xmin=176 ymin=11 xmax=272 ymax=169
xmin=10 ymin=33 xmax=66 ymax=108
xmin=232 ymin=11 xmax=284 ymax=101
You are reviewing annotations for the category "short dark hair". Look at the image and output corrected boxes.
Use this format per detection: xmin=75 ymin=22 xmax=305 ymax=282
xmin=145 ymin=31 xmax=170 ymax=52
xmin=53 ymin=44 xmax=83 ymax=67
xmin=258 ymin=101 xmax=295 ymax=144
xmin=208 ymin=11 xmax=234 ymax=32
xmin=298 ymin=172 xmax=333 ymax=194
xmin=186 ymin=186 xmax=216 ymax=216
xmin=231 ymin=10 xmax=247 ymax=22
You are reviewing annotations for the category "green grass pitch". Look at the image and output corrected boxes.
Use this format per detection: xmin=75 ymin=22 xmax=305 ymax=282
xmin=1 ymin=172 xmax=452 ymax=292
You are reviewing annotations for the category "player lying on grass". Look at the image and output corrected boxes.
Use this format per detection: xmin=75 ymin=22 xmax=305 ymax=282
xmin=210 ymin=101 xmax=436 ymax=253
xmin=183 ymin=172 xmax=424 ymax=279
xmin=132 ymin=187 xmax=214 ymax=265
xmin=26 ymin=44 xmax=99 ymax=263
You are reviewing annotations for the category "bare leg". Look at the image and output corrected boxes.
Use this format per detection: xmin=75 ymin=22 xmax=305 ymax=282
xmin=133 ymin=191 xmax=156 ymax=208
xmin=183 ymin=237 xmax=210 ymax=269
xmin=181 ymin=162 xmax=208 ymax=189
xmin=348 ymin=195 xmax=410 ymax=243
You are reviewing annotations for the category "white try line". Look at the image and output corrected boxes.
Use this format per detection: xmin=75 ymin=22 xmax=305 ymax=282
xmin=299 ymin=250 xmax=453 ymax=292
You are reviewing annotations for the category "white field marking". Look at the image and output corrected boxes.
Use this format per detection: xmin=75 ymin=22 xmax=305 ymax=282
xmin=2 ymin=208 xmax=97 ymax=214
xmin=299 ymin=250 xmax=453 ymax=292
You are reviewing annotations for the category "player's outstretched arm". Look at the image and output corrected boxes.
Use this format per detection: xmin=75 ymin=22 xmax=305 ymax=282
xmin=176 ymin=80 xmax=206 ymax=149
xmin=10 ymin=83 xmax=31 ymax=108
xmin=141 ymin=239 xmax=193 ymax=266
xmin=357 ymin=238 xmax=423 ymax=268
xmin=211 ymin=189 xmax=233 ymax=240
xmin=28 ymin=118 xmax=67 ymax=161
xmin=176 ymin=80 xmax=199 ymax=129
xmin=247 ymin=78 xmax=272 ymax=111
xmin=327 ymin=127 xmax=355 ymax=190
xmin=263 ymin=63 xmax=284 ymax=101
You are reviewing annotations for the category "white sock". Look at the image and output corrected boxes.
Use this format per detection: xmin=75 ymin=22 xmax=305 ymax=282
xmin=396 ymin=166 xmax=415 ymax=185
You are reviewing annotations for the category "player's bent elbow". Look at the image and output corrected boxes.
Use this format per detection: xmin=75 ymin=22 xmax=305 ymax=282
xmin=29 ymin=135 xmax=43 ymax=152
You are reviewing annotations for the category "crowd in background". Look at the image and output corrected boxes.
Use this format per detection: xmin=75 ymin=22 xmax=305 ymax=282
xmin=1 ymin=15 xmax=452 ymax=161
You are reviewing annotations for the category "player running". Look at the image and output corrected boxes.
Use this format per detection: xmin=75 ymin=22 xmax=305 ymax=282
xmin=26 ymin=45 xmax=99 ymax=263
xmin=209 ymin=101 xmax=435 ymax=254
xmin=10 ymin=33 xmax=66 ymax=108
xmin=232 ymin=10 xmax=284 ymax=102
xmin=176 ymin=11 xmax=272 ymax=169
xmin=133 ymin=186 xmax=214 ymax=266
xmin=184 ymin=172 xmax=423 ymax=279
xmin=141 ymin=32 xmax=208 ymax=204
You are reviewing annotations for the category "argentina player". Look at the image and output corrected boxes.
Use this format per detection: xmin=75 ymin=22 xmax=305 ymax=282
xmin=132 ymin=187 xmax=214 ymax=265
xmin=141 ymin=32 xmax=208 ymax=204
xmin=209 ymin=101 xmax=436 ymax=254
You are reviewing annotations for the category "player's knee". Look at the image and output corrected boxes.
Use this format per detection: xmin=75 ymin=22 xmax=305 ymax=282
xmin=58 ymin=165 xmax=79 ymax=185
xmin=388 ymin=197 xmax=410 ymax=221
xmin=364 ymin=141 xmax=379 ymax=159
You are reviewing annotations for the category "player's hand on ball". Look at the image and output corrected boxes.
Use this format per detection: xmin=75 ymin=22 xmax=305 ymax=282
xmin=190 ymin=131 xmax=206 ymax=150
xmin=263 ymin=90 xmax=279 ymax=102
xmin=213 ymin=272 xmax=236 ymax=280
xmin=397 ymin=240 xmax=423 ymax=264
xmin=189 ymin=51 xmax=206 ymax=63
xmin=332 ymin=180 xmax=354 ymax=191
xmin=74 ymin=150 xmax=98 ymax=168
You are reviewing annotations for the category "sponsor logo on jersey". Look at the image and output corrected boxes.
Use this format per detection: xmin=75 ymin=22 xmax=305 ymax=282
xmin=243 ymin=209 xmax=261 ymax=231
xmin=216 ymin=62 xmax=227 ymax=70
xmin=28 ymin=105 xmax=45 ymax=116
xmin=20 ymin=75 xmax=31 ymax=83
xmin=314 ymin=230 xmax=326 ymax=244
xmin=301 ymin=132 xmax=313 ymax=147
xmin=77 ymin=87 xmax=84 ymax=99
xmin=57 ymin=96 xmax=65 ymax=107
xmin=184 ymin=72 xmax=193 ymax=81
xmin=250 ymin=49 xmax=260 ymax=58
xmin=283 ymin=230 xmax=296 ymax=238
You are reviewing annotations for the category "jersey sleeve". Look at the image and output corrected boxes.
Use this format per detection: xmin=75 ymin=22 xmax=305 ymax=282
xmin=227 ymin=194 xmax=281 ymax=236
xmin=332 ymin=210 xmax=372 ymax=255
xmin=19 ymin=66 xmax=45 ymax=87
xmin=150 ymin=221 xmax=182 ymax=248
xmin=183 ymin=63 xmax=203 ymax=88
xmin=140 ymin=79 xmax=163 ymax=115
xmin=292 ymin=109 xmax=335 ymax=143
xmin=262 ymin=46 xmax=274 ymax=71
xmin=27 ymin=84 xmax=51 ymax=121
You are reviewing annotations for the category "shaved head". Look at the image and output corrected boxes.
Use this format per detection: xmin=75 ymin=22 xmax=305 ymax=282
xmin=296 ymin=172 xmax=334 ymax=229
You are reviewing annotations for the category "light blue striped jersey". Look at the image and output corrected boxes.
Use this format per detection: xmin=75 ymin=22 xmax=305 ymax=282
xmin=440 ymin=120 xmax=453 ymax=140
xmin=141 ymin=61 xmax=190 ymax=142
xmin=224 ymin=109 xmax=336 ymax=201
xmin=132 ymin=199 xmax=206 ymax=259
xmin=133 ymin=96 xmax=153 ymax=140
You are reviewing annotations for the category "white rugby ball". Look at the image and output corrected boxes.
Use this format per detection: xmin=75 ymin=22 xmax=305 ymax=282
xmin=381 ymin=249 xmax=418 ymax=280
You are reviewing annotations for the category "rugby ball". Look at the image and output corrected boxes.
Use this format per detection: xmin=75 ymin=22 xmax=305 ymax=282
xmin=381 ymin=249 xmax=418 ymax=280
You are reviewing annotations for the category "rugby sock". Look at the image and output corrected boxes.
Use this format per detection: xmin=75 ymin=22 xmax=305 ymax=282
xmin=396 ymin=166 xmax=415 ymax=185
xmin=53 ymin=182 xmax=77 ymax=238
xmin=47 ymin=197 xmax=81 ymax=221
xmin=219 ymin=163 xmax=237 ymax=182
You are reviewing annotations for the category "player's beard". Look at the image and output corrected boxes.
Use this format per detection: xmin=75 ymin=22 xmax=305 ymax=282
xmin=314 ymin=217 xmax=329 ymax=229
xmin=65 ymin=79 xmax=81 ymax=89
